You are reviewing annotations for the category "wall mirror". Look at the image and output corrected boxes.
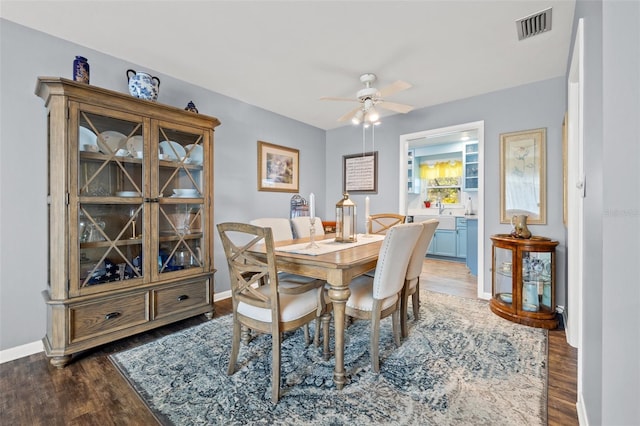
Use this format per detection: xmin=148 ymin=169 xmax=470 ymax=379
xmin=499 ymin=128 xmax=546 ymax=224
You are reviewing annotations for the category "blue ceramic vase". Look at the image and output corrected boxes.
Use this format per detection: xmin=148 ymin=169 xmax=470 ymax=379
xmin=185 ymin=101 xmax=199 ymax=113
xmin=73 ymin=56 xmax=90 ymax=84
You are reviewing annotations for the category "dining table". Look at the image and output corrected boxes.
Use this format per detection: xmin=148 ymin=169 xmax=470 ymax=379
xmin=251 ymin=232 xmax=384 ymax=390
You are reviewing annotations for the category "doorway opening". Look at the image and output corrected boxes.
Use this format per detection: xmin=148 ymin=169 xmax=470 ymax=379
xmin=399 ymin=121 xmax=485 ymax=299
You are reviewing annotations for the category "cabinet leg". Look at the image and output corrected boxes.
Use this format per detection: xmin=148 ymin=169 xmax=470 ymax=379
xmin=204 ymin=309 xmax=214 ymax=320
xmin=49 ymin=355 xmax=72 ymax=369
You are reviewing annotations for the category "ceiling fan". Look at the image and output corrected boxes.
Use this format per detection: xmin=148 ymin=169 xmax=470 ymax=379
xmin=320 ymin=73 xmax=414 ymax=124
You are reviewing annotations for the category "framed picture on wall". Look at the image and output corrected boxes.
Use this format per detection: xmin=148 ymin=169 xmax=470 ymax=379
xmin=499 ymin=128 xmax=547 ymax=224
xmin=257 ymin=141 xmax=299 ymax=192
xmin=343 ymin=151 xmax=378 ymax=193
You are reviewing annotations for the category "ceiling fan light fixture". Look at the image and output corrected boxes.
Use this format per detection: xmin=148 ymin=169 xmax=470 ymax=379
xmin=367 ymin=107 xmax=379 ymax=123
xmin=352 ymin=109 xmax=364 ymax=125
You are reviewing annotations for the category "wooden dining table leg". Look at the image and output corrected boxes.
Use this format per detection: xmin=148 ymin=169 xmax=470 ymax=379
xmin=327 ymin=272 xmax=351 ymax=390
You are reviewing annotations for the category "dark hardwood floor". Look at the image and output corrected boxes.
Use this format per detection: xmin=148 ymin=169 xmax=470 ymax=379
xmin=0 ymin=259 xmax=578 ymax=425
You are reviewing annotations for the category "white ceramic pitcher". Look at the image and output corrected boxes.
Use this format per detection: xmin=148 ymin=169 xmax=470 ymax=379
xmin=126 ymin=69 xmax=160 ymax=101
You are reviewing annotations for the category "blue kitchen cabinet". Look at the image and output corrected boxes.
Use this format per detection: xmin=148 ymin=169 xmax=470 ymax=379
xmin=427 ymin=229 xmax=457 ymax=257
xmin=456 ymin=217 xmax=467 ymax=258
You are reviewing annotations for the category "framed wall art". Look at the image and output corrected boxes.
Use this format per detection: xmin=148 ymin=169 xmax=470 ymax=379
xmin=257 ymin=141 xmax=299 ymax=192
xmin=500 ymin=128 xmax=547 ymax=224
xmin=343 ymin=151 xmax=378 ymax=193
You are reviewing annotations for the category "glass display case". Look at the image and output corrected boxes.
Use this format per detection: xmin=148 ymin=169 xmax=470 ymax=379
xmin=490 ymin=234 xmax=559 ymax=329
xmin=37 ymin=77 xmax=220 ymax=367
xmin=463 ymin=141 xmax=478 ymax=191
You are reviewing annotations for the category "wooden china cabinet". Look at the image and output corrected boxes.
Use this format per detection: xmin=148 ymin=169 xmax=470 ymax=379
xmin=490 ymin=234 xmax=559 ymax=329
xmin=36 ymin=77 xmax=221 ymax=367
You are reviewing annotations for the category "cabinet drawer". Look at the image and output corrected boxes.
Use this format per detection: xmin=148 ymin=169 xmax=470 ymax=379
xmin=70 ymin=292 xmax=149 ymax=343
xmin=154 ymin=280 xmax=211 ymax=319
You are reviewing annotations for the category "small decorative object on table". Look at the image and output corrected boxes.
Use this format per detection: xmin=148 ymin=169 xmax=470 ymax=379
xmin=185 ymin=101 xmax=199 ymax=113
xmin=305 ymin=193 xmax=319 ymax=248
xmin=335 ymin=193 xmax=357 ymax=243
xmin=510 ymin=214 xmax=532 ymax=239
xmin=126 ymin=69 xmax=160 ymax=101
xmin=73 ymin=56 xmax=90 ymax=84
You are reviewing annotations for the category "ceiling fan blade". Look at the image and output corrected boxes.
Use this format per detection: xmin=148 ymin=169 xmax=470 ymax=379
xmin=320 ymin=96 xmax=358 ymax=102
xmin=377 ymin=80 xmax=412 ymax=98
xmin=338 ymin=106 xmax=361 ymax=122
xmin=377 ymin=101 xmax=414 ymax=114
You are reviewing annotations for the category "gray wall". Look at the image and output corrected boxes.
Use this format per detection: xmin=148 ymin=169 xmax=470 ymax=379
xmin=0 ymin=20 xmax=326 ymax=351
xmin=326 ymin=77 xmax=568 ymax=300
xmin=572 ymin=0 xmax=640 ymax=424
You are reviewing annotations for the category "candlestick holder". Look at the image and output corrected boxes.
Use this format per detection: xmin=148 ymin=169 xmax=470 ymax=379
xmin=363 ymin=216 xmax=372 ymax=238
xmin=305 ymin=217 xmax=320 ymax=249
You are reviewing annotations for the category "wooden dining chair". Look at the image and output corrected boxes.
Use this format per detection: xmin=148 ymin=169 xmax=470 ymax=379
xmin=345 ymin=222 xmax=422 ymax=372
xmin=217 ymin=222 xmax=329 ymax=403
xmin=400 ymin=219 xmax=439 ymax=338
xmin=290 ymin=216 xmax=326 ymax=239
xmin=367 ymin=213 xmax=406 ymax=235
xmin=250 ymin=217 xmax=331 ymax=351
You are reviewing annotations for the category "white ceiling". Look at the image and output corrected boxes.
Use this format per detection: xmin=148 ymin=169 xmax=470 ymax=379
xmin=1 ymin=0 xmax=575 ymax=130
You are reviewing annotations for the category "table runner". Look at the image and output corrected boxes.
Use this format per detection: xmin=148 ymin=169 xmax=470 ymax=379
xmin=276 ymin=234 xmax=385 ymax=256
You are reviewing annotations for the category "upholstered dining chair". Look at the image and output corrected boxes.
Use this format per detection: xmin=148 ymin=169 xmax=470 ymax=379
xmin=249 ymin=218 xmax=294 ymax=241
xmin=217 ymin=222 xmax=328 ymax=403
xmin=367 ymin=213 xmax=406 ymax=235
xmin=400 ymin=219 xmax=439 ymax=338
xmin=250 ymin=217 xmax=331 ymax=352
xmin=290 ymin=216 xmax=326 ymax=239
xmin=345 ymin=222 xmax=422 ymax=372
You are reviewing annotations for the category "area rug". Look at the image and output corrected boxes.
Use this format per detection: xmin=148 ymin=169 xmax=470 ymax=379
xmin=110 ymin=291 xmax=547 ymax=425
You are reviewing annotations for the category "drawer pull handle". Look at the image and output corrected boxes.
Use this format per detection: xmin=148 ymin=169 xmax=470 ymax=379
xmin=104 ymin=312 xmax=121 ymax=320
xmin=177 ymin=295 xmax=189 ymax=301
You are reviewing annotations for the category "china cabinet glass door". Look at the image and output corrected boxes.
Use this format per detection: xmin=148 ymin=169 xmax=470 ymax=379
xmin=73 ymin=105 xmax=146 ymax=295
xmin=154 ymin=124 xmax=208 ymax=278
xmin=522 ymin=250 xmax=554 ymax=312
xmin=493 ymin=245 xmax=513 ymax=306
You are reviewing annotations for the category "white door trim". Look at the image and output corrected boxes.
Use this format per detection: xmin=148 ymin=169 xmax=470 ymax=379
xmin=399 ymin=121 xmax=485 ymax=299
xmin=567 ymin=17 xmax=586 ymax=425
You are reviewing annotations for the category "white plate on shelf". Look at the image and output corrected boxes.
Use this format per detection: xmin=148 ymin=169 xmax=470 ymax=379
xmin=79 ymin=126 xmax=98 ymax=150
xmin=98 ymin=131 xmax=127 ymax=153
xmin=115 ymin=191 xmax=141 ymax=197
xmin=126 ymin=135 xmax=143 ymax=154
xmin=499 ymin=293 xmax=513 ymax=304
xmin=159 ymin=140 xmax=186 ymax=161
xmin=185 ymin=144 xmax=203 ymax=165
xmin=172 ymin=188 xmax=200 ymax=197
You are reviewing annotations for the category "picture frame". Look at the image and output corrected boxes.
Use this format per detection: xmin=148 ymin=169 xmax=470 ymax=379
xmin=343 ymin=151 xmax=378 ymax=193
xmin=257 ymin=141 xmax=299 ymax=192
xmin=500 ymin=128 xmax=546 ymax=224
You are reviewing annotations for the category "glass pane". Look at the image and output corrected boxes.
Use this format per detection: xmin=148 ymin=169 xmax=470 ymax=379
xmin=494 ymin=246 xmax=513 ymax=305
xmin=157 ymin=127 xmax=204 ymax=199
xmin=158 ymin=203 xmax=204 ymax=274
xmin=522 ymin=251 xmax=553 ymax=312
xmin=78 ymin=112 xmax=144 ymax=197
xmin=78 ymin=204 xmax=144 ymax=287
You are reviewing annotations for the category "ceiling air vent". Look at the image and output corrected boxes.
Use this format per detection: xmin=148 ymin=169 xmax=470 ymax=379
xmin=516 ymin=7 xmax=552 ymax=40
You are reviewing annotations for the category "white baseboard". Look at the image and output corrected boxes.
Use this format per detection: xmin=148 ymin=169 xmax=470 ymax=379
xmin=0 ymin=340 xmax=43 ymax=364
xmin=576 ymin=391 xmax=588 ymax=425
xmin=1 ymin=292 xmax=233 ymax=364
xmin=214 ymin=290 xmax=231 ymax=301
